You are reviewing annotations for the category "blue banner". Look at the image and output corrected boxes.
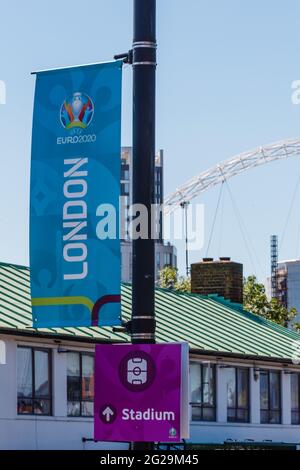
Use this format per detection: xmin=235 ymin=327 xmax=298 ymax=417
xmin=30 ymin=61 xmax=122 ymax=328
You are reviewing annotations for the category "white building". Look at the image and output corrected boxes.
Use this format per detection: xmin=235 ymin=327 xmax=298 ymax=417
xmin=277 ymin=260 xmax=300 ymax=320
xmin=267 ymin=259 xmax=300 ymax=322
xmin=1 ymin=262 xmax=300 ymax=450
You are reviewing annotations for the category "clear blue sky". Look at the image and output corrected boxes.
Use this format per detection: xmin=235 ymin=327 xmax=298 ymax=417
xmin=1 ymin=0 xmax=300 ymax=281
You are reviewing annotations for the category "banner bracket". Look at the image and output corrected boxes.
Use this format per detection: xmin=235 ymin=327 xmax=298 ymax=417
xmin=112 ymin=319 xmax=132 ymax=335
xmin=114 ymin=50 xmax=133 ymax=64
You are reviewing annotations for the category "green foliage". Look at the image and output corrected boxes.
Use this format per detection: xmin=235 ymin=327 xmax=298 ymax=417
xmin=174 ymin=276 xmax=191 ymax=293
xmin=159 ymin=265 xmax=177 ymax=289
xmin=243 ymin=275 xmax=297 ymax=327
xmin=159 ymin=266 xmax=191 ymax=293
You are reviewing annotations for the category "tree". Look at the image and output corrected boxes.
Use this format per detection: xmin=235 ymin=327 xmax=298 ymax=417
xmin=243 ymin=275 xmax=297 ymax=327
xmin=159 ymin=266 xmax=191 ymax=293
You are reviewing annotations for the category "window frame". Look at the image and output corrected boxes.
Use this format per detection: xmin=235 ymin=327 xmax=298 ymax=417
xmin=227 ymin=367 xmax=250 ymax=423
xmin=190 ymin=362 xmax=216 ymax=422
xmin=259 ymin=369 xmax=281 ymax=424
xmin=67 ymin=351 xmax=94 ymax=418
xmin=291 ymin=372 xmax=300 ymax=425
xmin=17 ymin=346 xmax=52 ymax=416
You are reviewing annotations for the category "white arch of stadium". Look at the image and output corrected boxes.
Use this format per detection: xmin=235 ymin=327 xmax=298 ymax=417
xmin=164 ymin=138 xmax=300 ymax=213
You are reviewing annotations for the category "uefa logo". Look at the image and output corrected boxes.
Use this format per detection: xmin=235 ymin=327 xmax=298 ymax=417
xmin=169 ymin=427 xmax=177 ymax=438
xmin=60 ymin=92 xmax=94 ymax=130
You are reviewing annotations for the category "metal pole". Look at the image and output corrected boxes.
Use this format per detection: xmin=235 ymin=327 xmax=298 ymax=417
xmin=185 ymin=203 xmax=189 ymax=277
xmin=181 ymin=202 xmax=190 ymax=277
xmin=132 ymin=0 xmax=156 ymax=345
xmin=131 ymin=0 xmax=156 ymax=451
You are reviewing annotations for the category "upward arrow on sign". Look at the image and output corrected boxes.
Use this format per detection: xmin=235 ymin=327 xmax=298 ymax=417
xmin=102 ymin=406 xmax=114 ymax=422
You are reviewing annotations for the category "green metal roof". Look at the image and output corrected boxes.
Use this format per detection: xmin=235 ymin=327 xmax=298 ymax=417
xmin=0 ymin=261 xmax=299 ymax=360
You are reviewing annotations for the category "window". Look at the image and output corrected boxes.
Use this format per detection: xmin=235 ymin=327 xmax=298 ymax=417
xmin=17 ymin=347 xmax=52 ymax=415
xmin=164 ymin=253 xmax=171 ymax=267
xmin=121 ymin=182 xmax=130 ymax=196
xmin=291 ymin=373 xmax=300 ymax=424
xmin=260 ymin=370 xmax=281 ymax=424
xmin=227 ymin=367 xmax=249 ymax=422
xmin=67 ymin=352 xmax=94 ymax=417
xmin=122 ymin=170 xmax=129 ymax=181
xmin=156 ymin=252 xmax=160 ymax=269
xmin=121 ymin=166 xmax=129 ymax=181
xmin=190 ymin=362 xmax=216 ymax=421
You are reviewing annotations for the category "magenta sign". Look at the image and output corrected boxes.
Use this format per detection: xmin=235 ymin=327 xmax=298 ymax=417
xmin=94 ymin=343 xmax=189 ymax=443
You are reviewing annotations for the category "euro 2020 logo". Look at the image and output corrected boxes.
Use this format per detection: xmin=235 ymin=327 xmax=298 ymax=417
xmin=60 ymin=92 xmax=94 ymax=130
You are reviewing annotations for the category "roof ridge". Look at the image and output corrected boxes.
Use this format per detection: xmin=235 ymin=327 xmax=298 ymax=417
xmin=153 ymin=285 xmax=207 ymax=299
xmin=207 ymin=294 xmax=244 ymax=311
xmin=208 ymin=294 xmax=300 ymax=339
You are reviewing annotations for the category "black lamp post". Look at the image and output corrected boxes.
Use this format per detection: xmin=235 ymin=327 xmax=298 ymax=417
xmin=131 ymin=0 xmax=156 ymax=347
xmin=131 ymin=0 xmax=157 ymax=451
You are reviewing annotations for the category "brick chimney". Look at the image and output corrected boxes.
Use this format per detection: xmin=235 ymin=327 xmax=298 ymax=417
xmin=191 ymin=257 xmax=243 ymax=304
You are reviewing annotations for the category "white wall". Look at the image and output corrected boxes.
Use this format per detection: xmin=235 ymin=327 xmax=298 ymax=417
xmin=0 ymin=335 xmax=128 ymax=450
xmin=189 ymin=361 xmax=300 ymax=445
xmin=1 ymin=335 xmax=300 ymax=449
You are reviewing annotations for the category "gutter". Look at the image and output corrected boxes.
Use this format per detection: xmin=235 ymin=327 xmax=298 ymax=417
xmin=0 ymin=327 xmax=127 ymax=345
xmin=189 ymin=348 xmax=295 ymax=365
